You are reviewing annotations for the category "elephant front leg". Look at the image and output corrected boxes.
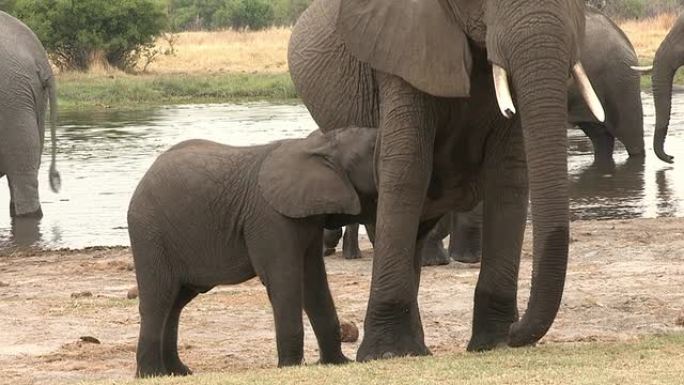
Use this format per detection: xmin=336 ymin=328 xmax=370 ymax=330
xmin=579 ymin=122 xmax=615 ymax=168
xmin=303 ymin=236 xmax=349 ymax=365
xmin=468 ymin=123 xmax=527 ymax=351
xmin=357 ymin=73 xmax=435 ymax=362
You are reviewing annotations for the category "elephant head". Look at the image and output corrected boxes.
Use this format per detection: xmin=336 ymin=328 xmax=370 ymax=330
xmin=651 ymin=14 xmax=684 ymax=164
xmin=335 ymin=0 xmax=604 ymax=347
xmin=258 ymin=126 xmax=377 ymax=220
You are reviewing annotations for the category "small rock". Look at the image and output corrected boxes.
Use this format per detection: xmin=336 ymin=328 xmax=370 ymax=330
xmin=340 ymin=320 xmax=359 ymax=343
xmin=71 ymin=291 xmax=93 ymax=299
xmin=127 ymin=286 xmax=139 ymax=300
xmin=79 ymin=336 xmax=101 ymax=344
xmin=675 ymin=312 xmax=684 ymax=327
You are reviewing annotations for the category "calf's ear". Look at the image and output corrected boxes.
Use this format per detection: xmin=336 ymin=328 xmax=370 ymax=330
xmin=258 ymin=135 xmax=361 ymax=218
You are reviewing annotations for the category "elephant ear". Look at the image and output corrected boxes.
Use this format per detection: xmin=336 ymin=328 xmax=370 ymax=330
xmin=337 ymin=0 xmax=472 ymax=97
xmin=258 ymin=134 xmax=361 ymax=219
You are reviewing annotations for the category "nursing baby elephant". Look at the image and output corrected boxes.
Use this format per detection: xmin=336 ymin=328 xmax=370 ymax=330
xmin=128 ymin=127 xmax=376 ymax=377
xmin=0 ymin=11 xmax=61 ymax=218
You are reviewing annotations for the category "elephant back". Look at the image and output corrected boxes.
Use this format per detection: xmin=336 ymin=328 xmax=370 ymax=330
xmin=0 ymin=11 xmax=53 ymax=86
xmin=288 ymin=0 xmax=379 ymax=132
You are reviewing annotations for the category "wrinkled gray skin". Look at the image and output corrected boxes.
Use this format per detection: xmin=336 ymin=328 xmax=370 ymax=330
xmin=290 ymin=0 xmax=591 ymax=359
xmin=0 ymin=11 xmax=61 ymax=218
xmin=568 ymin=8 xmax=645 ymax=167
xmin=651 ymin=13 xmax=684 ymax=164
xmin=323 ymin=8 xmax=646 ymax=267
xmin=128 ymin=127 xmax=376 ymax=377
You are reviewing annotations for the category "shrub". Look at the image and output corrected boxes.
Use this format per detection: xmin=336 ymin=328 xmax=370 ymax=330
xmin=0 ymin=0 xmax=16 ymax=12
xmin=169 ymin=0 xmax=307 ymax=31
xmin=13 ymin=0 xmax=167 ymax=71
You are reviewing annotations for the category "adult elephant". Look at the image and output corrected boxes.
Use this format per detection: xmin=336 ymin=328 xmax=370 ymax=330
xmin=290 ymin=0 xmax=605 ymax=359
xmin=651 ymin=13 xmax=684 ymax=163
xmin=0 ymin=11 xmax=60 ymax=218
xmin=568 ymin=7 xmax=646 ymax=166
xmin=424 ymin=7 xmax=648 ymax=265
xmin=325 ymin=7 xmax=648 ymax=266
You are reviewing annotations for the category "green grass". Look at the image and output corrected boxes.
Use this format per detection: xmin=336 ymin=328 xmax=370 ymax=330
xmin=636 ymin=65 xmax=684 ymax=90
xmin=57 ymin=72 xmax=298 ymax=110
xmin=83 ymin=333 xmax=684 ymax=385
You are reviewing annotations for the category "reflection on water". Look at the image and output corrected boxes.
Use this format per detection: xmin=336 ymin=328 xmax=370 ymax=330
xmin=2 ymin=92 xmax=684 ymax=249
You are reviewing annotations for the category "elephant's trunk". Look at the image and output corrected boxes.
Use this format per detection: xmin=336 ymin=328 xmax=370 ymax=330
xmin=505 ymin=27 xmax=572 ymax=348
xmin=652 ymin=36 xmax=679 ymax=164
xmin=47 ymin=76 xmax=61 ymax=193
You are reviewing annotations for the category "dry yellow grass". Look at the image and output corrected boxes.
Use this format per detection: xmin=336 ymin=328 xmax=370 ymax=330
xmin=65 ymin=15 xmax=675 ymax=77
xmin=620 ymin=13 xmax=678 ymax=63
xmin=145 ymin=27 xmax=291 ymax=74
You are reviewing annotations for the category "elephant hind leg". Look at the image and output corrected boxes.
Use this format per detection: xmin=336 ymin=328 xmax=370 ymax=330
xmin=342 ymin=224 xmax=363 ymax=260
xmin=133 ymin=243 xmax=181 ymax=378
xmin=162 ymin=286 xmax=198 ymax=376
xmin=420 ymin=215 xmax=450 ymax=267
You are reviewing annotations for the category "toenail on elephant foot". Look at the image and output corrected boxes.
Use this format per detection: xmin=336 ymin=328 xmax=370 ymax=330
xmin=168 ymin=363 xmax=193 ymax=376
xmin=356 ymin=331 xmax=431 ymax=362
xmin=323 ymin=247 xmax=336 ymax=256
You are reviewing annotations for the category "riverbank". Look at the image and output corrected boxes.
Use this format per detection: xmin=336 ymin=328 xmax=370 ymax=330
xmin=1 ymin=217 xmax=683 ymax=384
xmin=57 ymin=72 xmax=296 ymax=110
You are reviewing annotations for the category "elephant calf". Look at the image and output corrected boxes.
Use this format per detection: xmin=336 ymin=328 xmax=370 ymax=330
xmin=128 ymin=126 xmax=377 ymax=377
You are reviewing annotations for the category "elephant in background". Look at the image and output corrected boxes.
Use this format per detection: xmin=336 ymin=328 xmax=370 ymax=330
xmin=569 ymin=7 xmax=647 ymax=167
xmin=0 ymin=11 xmax=60 ymax=218
xmin=290 ymin=0 xmax=606 ymax=359
xmin=324 ymin=8 xmax=646 ymax=267
xmin=651 ymin=13 xmax=684 ymax=163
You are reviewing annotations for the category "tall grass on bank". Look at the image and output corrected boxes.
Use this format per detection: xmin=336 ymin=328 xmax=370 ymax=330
xmin=145 ymin=28 xmax=291 ymax=74
xmin=85 ymin=334 xmax=684 ymax=385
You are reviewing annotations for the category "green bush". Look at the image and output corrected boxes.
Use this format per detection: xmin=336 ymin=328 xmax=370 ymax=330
xmin=0 ymin=0 xmax=16 ymax=12
xmin=13 ymin=0 xmax=167 ymax=71
xmin=169 ymin=0 xmax=309 ymax=31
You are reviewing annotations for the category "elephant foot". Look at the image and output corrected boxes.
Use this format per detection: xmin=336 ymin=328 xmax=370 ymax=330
xmin=323 ymin=247 xmax=336 ymax=256
xmin=467 ymin=328 xmax=510 ymax=352
xmin=342 ymin=247 xmax=363 ymax=260
xmin=136 ymin=365 xmax=169 ymax=378
xmin=356 ymin=303 xmax=430 ymax=362
xmin=357 ymin=333 xmax=430 ymax=362
xmin=451 ymin=251 xmax=481 ymax=264
xmin=167 ymin=362 xmax=193 ymax=376
xmin=319 ymin=352 xmax=351 ymax=365
xmin=420 ymin=241 xmax=450 ymax=266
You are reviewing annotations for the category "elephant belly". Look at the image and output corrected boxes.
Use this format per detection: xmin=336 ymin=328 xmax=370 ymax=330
xmin=182 ymin=240 xmax=256 ymax=288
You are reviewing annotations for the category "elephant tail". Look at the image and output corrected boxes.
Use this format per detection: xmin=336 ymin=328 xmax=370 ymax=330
xmin=47 ymin=76 xmax=61 ymax=193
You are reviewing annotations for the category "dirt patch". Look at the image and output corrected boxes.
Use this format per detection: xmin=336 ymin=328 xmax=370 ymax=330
xmin=1 ymin=218 xmax=683 ymax=384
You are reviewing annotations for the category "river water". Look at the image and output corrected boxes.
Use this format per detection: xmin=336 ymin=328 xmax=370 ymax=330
xmin=1 ymin=94 xmax=684 ymax=249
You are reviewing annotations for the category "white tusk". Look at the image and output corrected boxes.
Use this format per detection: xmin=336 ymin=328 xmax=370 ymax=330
xmin=572 ymin=62 xmax=605 ymax=123
xmin=492 ymin=64 xmax=516 ymax=119
xmin=630 ymin=65 xmax=653 ymax=74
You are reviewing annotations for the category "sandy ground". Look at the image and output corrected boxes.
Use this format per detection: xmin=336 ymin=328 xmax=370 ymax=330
xmin=1 ymin=218 xmax=684 ymax=384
